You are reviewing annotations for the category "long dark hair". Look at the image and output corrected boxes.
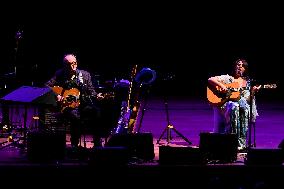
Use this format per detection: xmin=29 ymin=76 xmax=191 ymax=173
xmin=232 ymin=58 xmax=249 ymax=79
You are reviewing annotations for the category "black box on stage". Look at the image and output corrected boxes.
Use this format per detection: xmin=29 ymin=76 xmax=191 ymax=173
xmin=159 ymin=145 xmax=205 ymax=165
xmin=88 ymin=146 xmax=129 ymax=166
xmin=199 ymin=132 xmax=238 ymax=163
xmin=106 ymin=132 xmax=155 ymax=160
xmin=27 ymin=131 xmax=66 ymax=161
xmin=245 ymin=148 xmax=284 ymax=165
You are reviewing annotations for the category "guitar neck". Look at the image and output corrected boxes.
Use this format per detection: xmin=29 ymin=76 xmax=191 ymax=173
xmin=228 ymin=84 xmax=277 ymax=91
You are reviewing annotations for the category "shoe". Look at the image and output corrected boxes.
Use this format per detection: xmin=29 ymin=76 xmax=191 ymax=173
xmin=238 ymin=146 xmax=248 ymax=153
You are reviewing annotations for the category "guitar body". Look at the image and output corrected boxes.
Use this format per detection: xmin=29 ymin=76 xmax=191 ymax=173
xmin=207 ymin=82 xmax=277 ymax=106
xmin=207 ymin=82 xmax=241 ymax=106
xmin=52 ymin=86 xmax=80 ymax=112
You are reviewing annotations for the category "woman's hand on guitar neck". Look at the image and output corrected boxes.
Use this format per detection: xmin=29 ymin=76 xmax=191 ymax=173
xmin=251 ymin=85 xmax=262 ymax=94
xmin=96 ymin=92 xmax=115 ymax=101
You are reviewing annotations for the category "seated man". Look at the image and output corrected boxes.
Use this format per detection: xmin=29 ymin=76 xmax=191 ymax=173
xmin=45 ymin=53 xmax=103 ymax=148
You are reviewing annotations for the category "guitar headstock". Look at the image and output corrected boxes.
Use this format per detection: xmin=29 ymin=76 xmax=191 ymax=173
xmin=263 ymin=84 xmax=277 ymax=89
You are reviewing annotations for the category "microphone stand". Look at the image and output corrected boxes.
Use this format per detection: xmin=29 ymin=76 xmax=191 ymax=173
xmin=248 ymin=81 xmax=256 ymax=149
xmin=0 ymin=29 xmax=22 ymax=140
xmin=156 ymin=95 xmax=192 ymax=145
xmin=156 ymin=75 xmax=192 ymax=145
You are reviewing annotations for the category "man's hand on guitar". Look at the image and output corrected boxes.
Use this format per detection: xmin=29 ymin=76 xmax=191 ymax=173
xmin=57 ymin=94 xmax=64 ymax=102
xmin=96 ymin=93 xmax=104 ymax=100
xmin=96 ymin=92 xmax=115 ymax=101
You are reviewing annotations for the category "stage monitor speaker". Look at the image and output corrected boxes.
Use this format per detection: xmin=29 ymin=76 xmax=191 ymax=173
xmin=88 ymin=146 xmax=129 ymax=166
xmin=245 ymin=148 xmax=284 ymax=165
xmin=278 ymin=139 xmax=284 ymax=149
xmin=159 ymin=145 xmax=205 ymax=165
xmin=106 ymin=132 xmax=155 ymax=160
xmin=27 ymin=130 xmax=66 ymax=162
xmin=199 ymin=132 xmax=238 ymax=163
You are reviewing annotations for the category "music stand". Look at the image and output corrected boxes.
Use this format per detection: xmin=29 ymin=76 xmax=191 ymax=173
xmin=0 ymin=86 xmax=57 ymax=148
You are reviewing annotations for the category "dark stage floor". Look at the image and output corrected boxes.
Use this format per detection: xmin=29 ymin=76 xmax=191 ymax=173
xmin=0 ymin=96 xmax=284 ymax=188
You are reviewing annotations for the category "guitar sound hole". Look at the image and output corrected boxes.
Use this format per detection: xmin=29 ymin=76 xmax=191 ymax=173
xmin=66 ymin=95 xmax=77 ymax=102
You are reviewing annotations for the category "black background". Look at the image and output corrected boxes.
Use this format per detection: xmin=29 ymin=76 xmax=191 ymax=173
xmin=1 ymin=3 xmax=283 ymax=101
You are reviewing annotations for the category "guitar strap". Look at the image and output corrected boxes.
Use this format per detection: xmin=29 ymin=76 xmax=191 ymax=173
xmin=77 ymin=70 xmax=83 ymax=84
xmin=76 ymin=70 xmax=93 ymax=106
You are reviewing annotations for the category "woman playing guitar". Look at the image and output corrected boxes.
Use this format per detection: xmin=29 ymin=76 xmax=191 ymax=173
xmin=207 ymin=58 xmax=262 ymax=151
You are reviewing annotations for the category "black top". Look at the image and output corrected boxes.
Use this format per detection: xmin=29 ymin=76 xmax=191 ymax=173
xmin=45 ymin=68 xmax=98 ymax=108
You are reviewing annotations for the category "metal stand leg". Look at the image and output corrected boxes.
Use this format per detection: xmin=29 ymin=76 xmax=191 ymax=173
xmin=156 ymin=96 xmax=192 ymax=145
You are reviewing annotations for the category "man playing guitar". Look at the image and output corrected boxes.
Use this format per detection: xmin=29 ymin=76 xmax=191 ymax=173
xmin=45 ymin=53 xmax=103 ymax=148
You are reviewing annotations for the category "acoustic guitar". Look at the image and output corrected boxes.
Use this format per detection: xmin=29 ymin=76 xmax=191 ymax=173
xmin=207 ymin=82 xmax=277 ymax=106
xmin=52 ymin=86 xmax=115 ymax=112
xmin=52 ymin=86 xmax=81 ymax=112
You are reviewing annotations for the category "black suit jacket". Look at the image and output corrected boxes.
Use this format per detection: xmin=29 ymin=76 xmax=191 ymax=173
xmin=45 ymin=68 xmax=97 ymax=106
